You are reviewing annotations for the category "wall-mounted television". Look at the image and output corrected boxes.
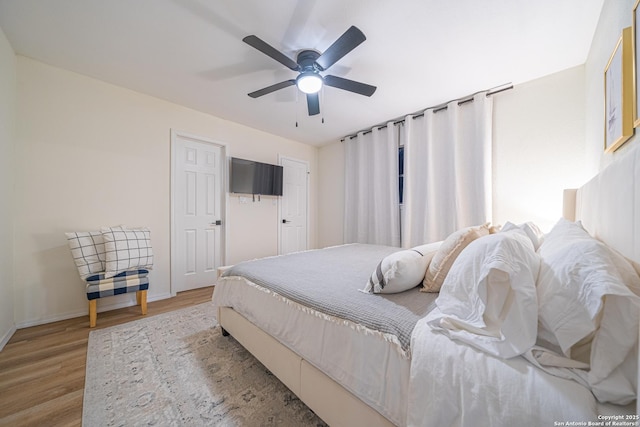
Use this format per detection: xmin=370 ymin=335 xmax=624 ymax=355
xmin=229 ymin=157 xmax=284 ymax=196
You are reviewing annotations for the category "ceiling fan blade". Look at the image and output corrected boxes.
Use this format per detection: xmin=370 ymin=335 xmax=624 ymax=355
xmin=243 ymin=35 xmax=300 ymax=71
xmin=323 ymin=75 xmax=376 ymax=97
xmin=315 ymin=26 xmax=366 ymax=71
xmin=307 ymin=93 xmax=320 ymax=116
xmin=248 ymin=80 xmax=296 ymax=98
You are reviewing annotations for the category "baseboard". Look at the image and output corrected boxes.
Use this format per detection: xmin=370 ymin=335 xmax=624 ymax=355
xmin=16 ymin=309 xmax=84 ymax=329
xmin=147 ymin=292 xmax=173 ymax=303
xmin=0 ymin=324 xmax=17 ymax=352
xmin=96 ymin=292 xmax=172 ymax=313
xmin=15 ymin=292 xmax=173 ymax=329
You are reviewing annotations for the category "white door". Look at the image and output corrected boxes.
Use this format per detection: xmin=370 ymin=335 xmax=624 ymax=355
xmin=172 ymin=132 xmax=224 ymax=293
xmin=280 ymin=157 xmax=308 ymax=255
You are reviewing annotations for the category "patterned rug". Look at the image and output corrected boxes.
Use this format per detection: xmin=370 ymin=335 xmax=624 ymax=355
xmin=83 ymin=302 xmax=327 ymax=426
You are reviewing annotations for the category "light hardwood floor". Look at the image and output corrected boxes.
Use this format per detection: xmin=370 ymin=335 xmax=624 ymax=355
xmin=0 ymin=286 xmax=215 ymax=427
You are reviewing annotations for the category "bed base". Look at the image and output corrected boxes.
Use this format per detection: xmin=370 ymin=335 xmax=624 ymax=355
xmin=217 ymin=306 xmax=395 ymax=427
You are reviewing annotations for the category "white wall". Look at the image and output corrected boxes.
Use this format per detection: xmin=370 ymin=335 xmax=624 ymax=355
xmin=0 ymin=26 xmax=16 ymax=349
xmin=585 ymin=0 xmax=638 ymax=171
xmin=14 ymin=56 xmax=317 ymax=327
xmin=492 ymin=66 xmax=588 ymax=231
xmin=318 ymin=140 xmax=344 ymax=248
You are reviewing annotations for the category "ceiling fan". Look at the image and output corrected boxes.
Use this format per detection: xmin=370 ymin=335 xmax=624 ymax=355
xmin=243 ymin=26 xmax=376 ymax=116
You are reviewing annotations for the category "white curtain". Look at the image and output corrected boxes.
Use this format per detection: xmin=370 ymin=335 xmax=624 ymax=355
xmin=344 ymin=123 xmax=401 ymax=246
xmin=402 ymin=93 xmax=493 ymax=247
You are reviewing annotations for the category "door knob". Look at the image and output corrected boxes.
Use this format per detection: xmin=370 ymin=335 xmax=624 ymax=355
xmin=282 ymin=219 xmax=291 ymax=224
xmin=210 ymin=220 xmax=222 ymax=226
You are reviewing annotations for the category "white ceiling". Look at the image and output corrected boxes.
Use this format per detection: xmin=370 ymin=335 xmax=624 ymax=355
xmin=0 ymin=0 xmax=604 ymax=146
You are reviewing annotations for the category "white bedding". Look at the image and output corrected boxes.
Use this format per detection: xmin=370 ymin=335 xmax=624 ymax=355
xmin=407 ymin=312 xmax=635 ymax=426
xmin=215 ymin=264 xmax=636 ymax=427
xmin=215 ymin=277 xmax=635 ymax=427
xmin=213 ymin=276 xmax=425 ymax=426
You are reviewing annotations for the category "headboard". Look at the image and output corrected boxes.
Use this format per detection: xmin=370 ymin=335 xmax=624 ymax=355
xmin=564 ymin=143 xmax=640 ymax=271
xmin=563 ymin=143 xmax=640 ymax=414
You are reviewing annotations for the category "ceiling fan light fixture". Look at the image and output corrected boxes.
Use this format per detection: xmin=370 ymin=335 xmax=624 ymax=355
xmin=244 ymin=27 xmax=375 ymax=116
xmin=296 ymin=72 xmax=323 ymax=94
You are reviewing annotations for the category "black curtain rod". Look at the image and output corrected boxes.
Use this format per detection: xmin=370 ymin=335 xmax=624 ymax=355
xmin=341 ymin=83 xmax=513 ymax=141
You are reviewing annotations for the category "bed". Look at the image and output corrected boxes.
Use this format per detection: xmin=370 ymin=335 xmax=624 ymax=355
xmin=213 ymin=144 xmax=640 ymax=426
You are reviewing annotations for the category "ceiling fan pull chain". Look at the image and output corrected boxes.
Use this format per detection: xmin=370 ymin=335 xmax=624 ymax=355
xmin=320 ymin=85 xmax=324 ymax=124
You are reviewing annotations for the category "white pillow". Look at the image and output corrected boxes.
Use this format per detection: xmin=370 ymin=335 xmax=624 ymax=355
xmin=536 ymin=218 xmax=640 ymax=404
xmin=501 ymin=221 xmax=545 ymax=250
xmin=102 ymin=226 xmax=154 ymax=279
xmin=362 ymin=241 xmax=440 ymax=294
xmin=65 ymin=231 xmax=106 ymax=279
xmin=426 ymin=230 xmax=540 ymax=358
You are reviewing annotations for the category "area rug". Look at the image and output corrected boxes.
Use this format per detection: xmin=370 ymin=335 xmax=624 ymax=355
xmin=83 ymin=302 xmax=327 ymax=426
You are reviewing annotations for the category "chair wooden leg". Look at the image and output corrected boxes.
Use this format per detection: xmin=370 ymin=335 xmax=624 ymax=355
xmin=138 ymin=290 xmax=147 ymax=315
xmin=89 ymin=300 xmax=97 ymax=328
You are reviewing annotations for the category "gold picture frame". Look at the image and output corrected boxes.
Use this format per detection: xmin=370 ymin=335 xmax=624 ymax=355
xmin=604 ymin=27 xmax=633 ymax=153
xmin=633 ymin=0 xmax=640 ymax=127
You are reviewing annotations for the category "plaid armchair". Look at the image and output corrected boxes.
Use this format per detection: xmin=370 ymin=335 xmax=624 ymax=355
xmin=66 ymin=228 xmax=153 ymax=327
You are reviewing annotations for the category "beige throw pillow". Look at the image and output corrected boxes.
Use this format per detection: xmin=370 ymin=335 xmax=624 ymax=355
xmin=422 ymin=223 xmax=490 ymax=292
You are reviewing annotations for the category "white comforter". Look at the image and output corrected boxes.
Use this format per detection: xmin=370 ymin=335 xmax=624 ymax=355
xmin=406 ymin=312 xmax=615 ymax=427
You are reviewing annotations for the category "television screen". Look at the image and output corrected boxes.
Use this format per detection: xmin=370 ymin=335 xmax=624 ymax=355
xmin=230 ymin=157 xmax=283 ymax=196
